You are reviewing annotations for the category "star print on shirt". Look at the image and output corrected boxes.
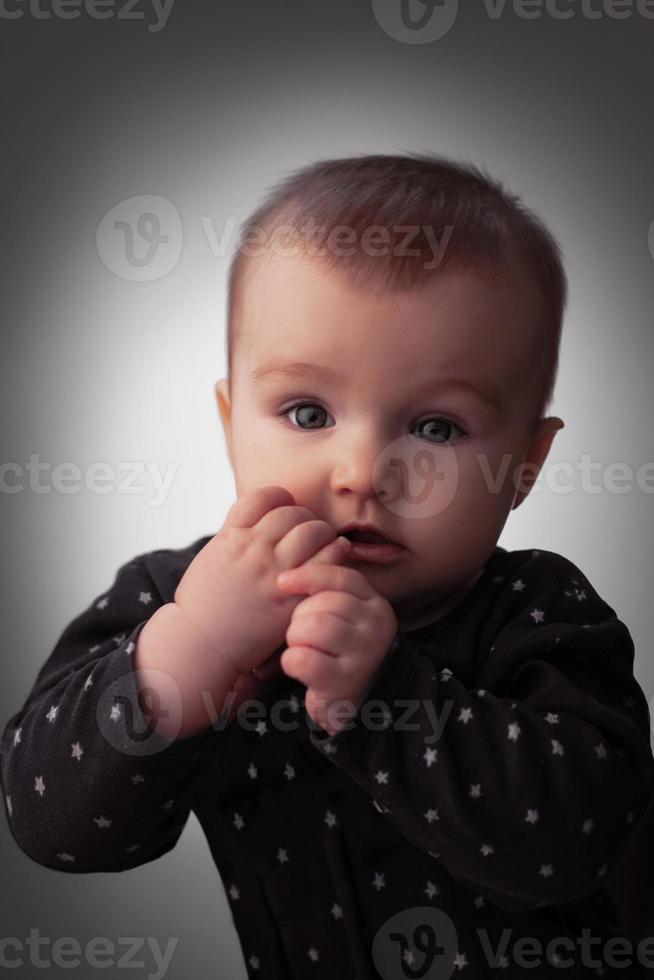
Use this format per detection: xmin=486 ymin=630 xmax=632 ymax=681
xmin=508 ymin=722 xmax=521 ymax=741
xmin=3 ymin=538 xmax=653 ymax=979
xmin=288 ymin=694 xmax=300 ymax=713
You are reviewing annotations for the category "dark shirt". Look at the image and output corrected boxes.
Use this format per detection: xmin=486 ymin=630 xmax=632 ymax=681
xmin=2 ymin=538 xmax=654 ymax=979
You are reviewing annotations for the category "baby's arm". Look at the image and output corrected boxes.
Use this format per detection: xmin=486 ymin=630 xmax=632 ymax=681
xmin=307 ymin=551 xmax=654 ymax=913
xmin=0 ymin=549 xmax=224 ymax=873
xmin=0 ymin=486 xmax=350 ymax=873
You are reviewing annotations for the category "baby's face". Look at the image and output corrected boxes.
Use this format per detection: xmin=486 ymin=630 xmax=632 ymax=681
xmin=216 ymin=249 xmax=563 ymax=629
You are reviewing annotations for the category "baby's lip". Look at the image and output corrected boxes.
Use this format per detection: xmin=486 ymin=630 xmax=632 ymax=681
xmin=337 ymin=522 xmax=400 ymax=545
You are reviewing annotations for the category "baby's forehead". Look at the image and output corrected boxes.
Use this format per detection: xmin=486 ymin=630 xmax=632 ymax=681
xmin=237 ymin=247 xmax=544 ymax=387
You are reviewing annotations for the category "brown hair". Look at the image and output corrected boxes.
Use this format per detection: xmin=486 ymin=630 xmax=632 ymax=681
xmin=225 ymin=152 xmax=567 ymax=427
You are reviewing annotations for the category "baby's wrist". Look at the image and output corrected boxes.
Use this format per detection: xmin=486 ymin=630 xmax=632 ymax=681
xmin=171 ymin=602 xmax=240 ymax=673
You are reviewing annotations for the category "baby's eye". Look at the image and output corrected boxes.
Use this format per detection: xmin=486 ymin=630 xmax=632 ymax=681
xmin=283 ymin=402 xmax=334 ymax=429
xmin=412 ymin=418 xmax=465 ymax=444
xmin=281 ymin=403 xmax=465 ymax=443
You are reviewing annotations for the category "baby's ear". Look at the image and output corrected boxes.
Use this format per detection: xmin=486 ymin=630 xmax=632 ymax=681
xmin=215 ymin=379 xmax=234 ymax=466
xmin=511 ymin=416 xmax=565 ymax=510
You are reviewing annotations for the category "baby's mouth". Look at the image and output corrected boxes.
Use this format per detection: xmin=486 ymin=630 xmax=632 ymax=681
xmin=343 ymin=530 xmax=391 ymax=544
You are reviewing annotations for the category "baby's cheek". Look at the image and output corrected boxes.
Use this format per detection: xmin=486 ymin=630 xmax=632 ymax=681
xmin=456 ymin=446 xmax=518 ymax=505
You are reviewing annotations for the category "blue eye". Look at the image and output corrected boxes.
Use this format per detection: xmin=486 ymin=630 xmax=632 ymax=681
xmin=283 ymin=401 xmax=333 ymax=429
xmin=281 ymin=401 xmax=466 ymax=443
xmin=413 ymin=418 xmax=465 ymax=444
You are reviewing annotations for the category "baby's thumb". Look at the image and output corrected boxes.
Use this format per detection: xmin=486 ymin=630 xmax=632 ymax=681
xmin=306 ymin=534 xmax=352 ymax=567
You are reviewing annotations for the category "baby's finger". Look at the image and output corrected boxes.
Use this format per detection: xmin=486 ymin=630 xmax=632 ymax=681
xmin=304 ymin=535 xmax=352 ymax=567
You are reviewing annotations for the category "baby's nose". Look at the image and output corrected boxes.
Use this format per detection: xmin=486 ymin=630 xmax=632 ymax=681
xmin=329 ymin=433 xmax=395 ymax=498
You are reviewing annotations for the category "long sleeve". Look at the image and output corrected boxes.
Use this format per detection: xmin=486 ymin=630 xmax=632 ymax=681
xmin=0 ymin=550 xmax=220 ymax=873
xmin=308 ymin=550 xmax=654 ymax=913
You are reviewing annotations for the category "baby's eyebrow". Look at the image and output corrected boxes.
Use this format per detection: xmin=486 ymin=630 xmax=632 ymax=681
xmin=249 ymin=359 xmax=502 ymax=413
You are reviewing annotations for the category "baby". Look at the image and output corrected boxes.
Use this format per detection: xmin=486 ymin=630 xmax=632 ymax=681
xmin=2 ymin=153 xmax=654 ymax=979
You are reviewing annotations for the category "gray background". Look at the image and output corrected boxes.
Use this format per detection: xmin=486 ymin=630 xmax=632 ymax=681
xmin=1 ymin=1 xmax=653 ymax=977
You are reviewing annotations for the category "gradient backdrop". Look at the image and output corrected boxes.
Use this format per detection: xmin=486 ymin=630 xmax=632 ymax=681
xmin=1 ymin=2 xmax=653 ymax=977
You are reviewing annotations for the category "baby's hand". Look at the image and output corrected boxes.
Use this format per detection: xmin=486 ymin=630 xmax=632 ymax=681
xmin=276 ymin=562 xmax=398 ymax=736
xmin=174 ymin=485 xmax=352 ymax=675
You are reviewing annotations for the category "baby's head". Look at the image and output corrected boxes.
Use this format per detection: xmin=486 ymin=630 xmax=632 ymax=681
xmin=216 ymin=153 xmax=566 ymax=629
